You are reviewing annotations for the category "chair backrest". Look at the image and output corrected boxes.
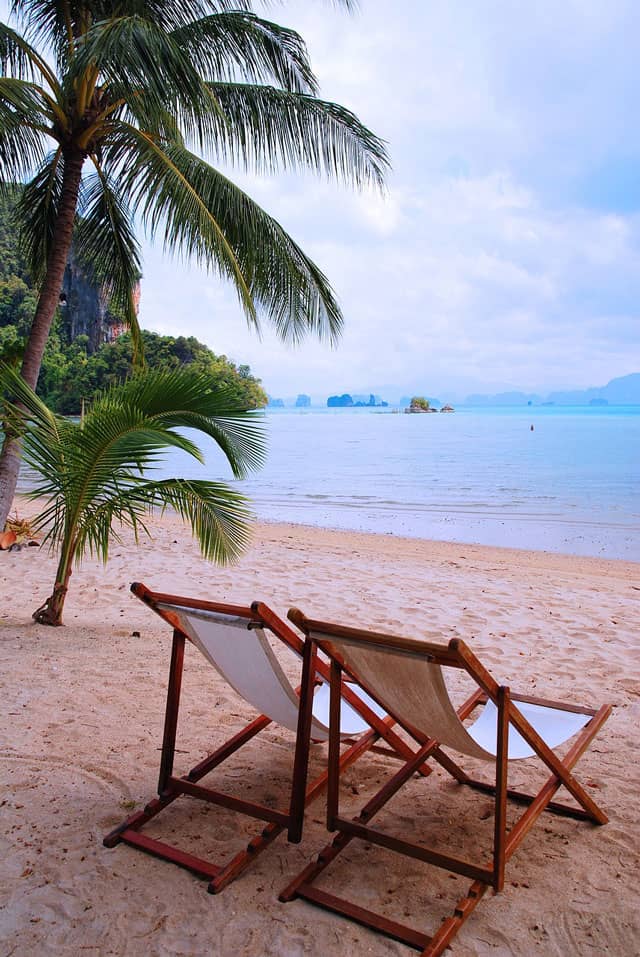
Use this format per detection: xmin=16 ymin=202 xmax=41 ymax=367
xmin=131 ymin=584 xmax=336 ymax=741
xmin=301 ymin=618 xmax=495 ymax=760
xmin=159 ymin=603 xmax=330 ymax=734
xmin=292 ymin=612 xmax=594 ymax=763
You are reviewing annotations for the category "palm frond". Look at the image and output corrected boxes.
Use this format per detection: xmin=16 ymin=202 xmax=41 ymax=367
xmin=9 ymin=366 xmax=264 ymax=569
xmin=0 ymin=361 xmax=71 ymax=504
xmin=10 ymin=1 xmax=224 ymax=68
xmin=167 ymin=145 xmax=343 ymax=344
xmin=0 ymin=75 xmax=51 ymax=122
xmin=0 ymin=20 xmax=60 ymax=89
xmin=1 ymin=359 xmax=60 ymax=431
xmin=110 ymin=369 xmax=267 ymax=476
xmin=108 ymin=137 xmax=343 ymax=343
xmin=9 ymin=0 xmax=76 ymax=64
xmin=135 ymin=477 xmax=253 ymax=564
xmin=104 ymin=124 xmax=256 ymax=320
xmin=16 ymin=147 xmax=65 ymax=282
xmin=75 ymin=165 xmax=143 ymax=356
xmin=0 ymin=83 xmax=48 ymax=181
xmin=206 ymin=81 xmax=389 ymax=187
xmin=45 ymin=412 xmax=206 ymax=524
xmin=171 ymin=12 xmax=318 ymax=94
xmin=72 ymin=14 xmax=223 ymax=141
xmin=75 ymin=477 xmax=253 ymax=564
xmin=112 ymin=1 xmax=254 ymax=25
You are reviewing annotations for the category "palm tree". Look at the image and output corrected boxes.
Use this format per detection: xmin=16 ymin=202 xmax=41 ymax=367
xmin=0 ymin=0 xmax=389 ymax=526
xmin=1 ymin=361 xmax=266 ymax=625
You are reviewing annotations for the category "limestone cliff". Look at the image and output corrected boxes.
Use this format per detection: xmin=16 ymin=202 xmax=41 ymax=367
xmin=60 ymin=248 xmax=140 ymax=353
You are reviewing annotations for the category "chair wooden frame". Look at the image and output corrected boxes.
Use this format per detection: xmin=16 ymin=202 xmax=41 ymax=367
xmin=281 ymin=610 xmax=612 ymax=956
xmin=103 ymin=584 xmax=427 ymax=894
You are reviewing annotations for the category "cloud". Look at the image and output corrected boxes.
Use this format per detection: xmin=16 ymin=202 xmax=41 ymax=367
xmin=141 ymin=164 xmax=640 ymax=398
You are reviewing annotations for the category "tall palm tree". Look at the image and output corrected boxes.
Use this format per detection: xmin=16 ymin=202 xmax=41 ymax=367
xmin=0 ymin=0 xmax=389 ymax=526
xmin=1 ymin=361 xmax=266 ymax=625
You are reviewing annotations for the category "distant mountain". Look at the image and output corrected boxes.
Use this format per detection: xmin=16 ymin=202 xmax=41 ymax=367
xmin=547 ymin=373 xmax=640 ymax=406
xmin=464 ymin=373 xmax=640 ymax=407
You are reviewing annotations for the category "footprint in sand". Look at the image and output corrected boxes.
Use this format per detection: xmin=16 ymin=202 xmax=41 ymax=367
xmin=530 ymin=909 xmax=639 ymax=956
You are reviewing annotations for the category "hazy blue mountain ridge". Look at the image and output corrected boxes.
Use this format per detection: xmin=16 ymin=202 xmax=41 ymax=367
xmin=464 ymin=373 xmax=640 ymax=407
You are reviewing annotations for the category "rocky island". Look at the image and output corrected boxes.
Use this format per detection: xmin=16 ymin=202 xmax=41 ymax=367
xmin=327 ymin=393 xmax=388 ymax=408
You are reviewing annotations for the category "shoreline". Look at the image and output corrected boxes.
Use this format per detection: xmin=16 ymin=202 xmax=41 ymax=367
xmin=246 ymin=507 xmax=640 ymax=563
xmin=252 ymin=515 xmax=640 ymax=576
xmin=12 ymin=492 xmax=640 ymax=577
xmin=2 ymin=508 xmax=639 ymax=955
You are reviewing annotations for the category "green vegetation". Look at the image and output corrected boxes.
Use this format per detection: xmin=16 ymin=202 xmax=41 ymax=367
xmin=410 ymin=396 xmax=430 ymax=411
xmin=0 ymin=266 xmax=267 ymax=417
xmin=0 ymin=190 xmax=266 ymax=413
xmin=1 ymin=362 xmax=266 ymax=625
xmin=37 ymin=330 xmax=267 ymax=415
xmin=0 ymin=186 xmax=29 ymax=281
xmin=0 ymin=0 xmax=388 ymax=526
xmin=0 ymin=186 xmax=38 ymax=364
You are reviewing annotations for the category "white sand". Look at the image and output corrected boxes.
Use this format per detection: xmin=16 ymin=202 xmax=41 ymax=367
xmin=1 ymin=510 xmax=639 ymax=956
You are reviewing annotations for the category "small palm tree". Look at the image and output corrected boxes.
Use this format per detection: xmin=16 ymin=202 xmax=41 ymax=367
xmin=0 ymin=0 xmax=389 ymax=525
xmin=1 ymin=362 xmax=265 ymax=625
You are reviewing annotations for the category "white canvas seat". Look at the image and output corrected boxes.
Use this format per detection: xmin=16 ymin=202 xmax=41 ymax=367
xmin=468 ymin=696 xmax=591 ymax=759
xmin=156 ymin=603 xmax=386 ymax=740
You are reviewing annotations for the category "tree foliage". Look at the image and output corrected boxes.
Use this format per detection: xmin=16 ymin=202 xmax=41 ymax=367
xmin=0 ymin=189 xmax=267 ymax=413
xmin=39 ymin=330 xmax=268 ymax=414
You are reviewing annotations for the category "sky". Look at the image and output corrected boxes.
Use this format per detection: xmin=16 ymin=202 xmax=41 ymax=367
xmin=5 ymin=1 xmax=640 ymax=402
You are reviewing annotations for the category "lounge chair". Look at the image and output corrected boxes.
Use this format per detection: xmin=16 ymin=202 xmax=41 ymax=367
xmin=103 ymin=584 xmax=423 ymax=893
xmin=281 ymin=610 xmax=611 ymax=957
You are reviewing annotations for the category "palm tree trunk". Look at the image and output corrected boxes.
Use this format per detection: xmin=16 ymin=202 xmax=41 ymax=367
xmin=32 ymin=531 xmax=76 ymax=626
xmin=0 ymin=147 xmax=86 ymax=529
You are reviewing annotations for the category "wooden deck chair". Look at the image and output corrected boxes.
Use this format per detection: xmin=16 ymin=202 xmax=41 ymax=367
xmin=103 ymin=584 xmax=425 ymax=894
xmin=281 ymin=610 xmax=611 ymax=957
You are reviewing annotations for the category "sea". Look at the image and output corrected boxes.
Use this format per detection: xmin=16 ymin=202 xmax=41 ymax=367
xmin=158 ymin=405 xmax=639 ymax=562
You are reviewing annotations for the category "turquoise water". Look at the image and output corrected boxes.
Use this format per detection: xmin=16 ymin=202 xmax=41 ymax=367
xmin=165 ymin=406 xmax=640 ymax=561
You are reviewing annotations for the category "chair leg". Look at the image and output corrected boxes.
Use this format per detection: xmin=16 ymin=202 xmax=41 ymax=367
xmin=492 ymin=686 xmax=509 ymax=892
xmin=287 ymin=637 xmax=319 ymax=843
xmin=208 ymin=728 xmax=379 ymax=893
xmin=422 ymin=881 xmax=488 ymax=957
xmin=158 ymin=629 xmax=185 ymax=794
xmin=281 ymin=830 xmax=489 ymax=956
xmin=280 ymin=734 xmax=441 ymax=902
xmin=104 ymin=629 xmax=186 ymax=850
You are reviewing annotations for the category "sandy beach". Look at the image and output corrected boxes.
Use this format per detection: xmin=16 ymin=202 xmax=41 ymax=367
xmin=1 ymin=508 xmax=639 ymax=956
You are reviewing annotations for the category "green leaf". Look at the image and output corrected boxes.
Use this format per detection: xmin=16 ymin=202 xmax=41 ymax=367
xmin=206 ymin=82 xmax=389 ymax=188
xmin=1 ymin=362 xmax=265 ymax=568
xmin=171 ymin=11 xmax=318 ymax=95
xmin=112 ymin=137 xmax=344 ymax=343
